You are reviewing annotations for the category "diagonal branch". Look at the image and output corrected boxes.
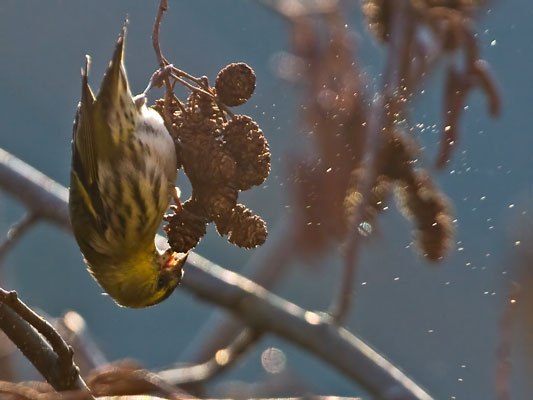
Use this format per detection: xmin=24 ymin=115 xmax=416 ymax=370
xmin=0 ymin=148 xmax=70 ymax=232
xmin=0 ymin=148 xmax=433 ymax=399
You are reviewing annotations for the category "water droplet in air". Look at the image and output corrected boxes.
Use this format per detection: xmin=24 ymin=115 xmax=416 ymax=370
xmin=358 ymin=221 xmax=372 ymax=236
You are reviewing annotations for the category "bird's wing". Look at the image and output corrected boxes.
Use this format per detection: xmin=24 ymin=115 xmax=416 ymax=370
xmin=71 ymin=24 xmax=135 ymax=221
xmin=93 ymin=23 xmax=137 ymax=145
xmin=71 ymin=55 xmax=107 ymax=224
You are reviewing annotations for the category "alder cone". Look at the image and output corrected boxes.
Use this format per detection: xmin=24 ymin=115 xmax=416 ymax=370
xmin=215 ymin=204 xmax=267 ymax=249
xmin=223 ymin=115 xmax=270 ymax=190
xmin=165 ymin=200 xmax=208 ymax=253
xmin=215 ymin=63 xmax=256 ymax=107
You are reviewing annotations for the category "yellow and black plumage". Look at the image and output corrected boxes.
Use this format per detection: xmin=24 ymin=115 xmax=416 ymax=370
xmin=69 ymin=26 xmax=187 ymax=308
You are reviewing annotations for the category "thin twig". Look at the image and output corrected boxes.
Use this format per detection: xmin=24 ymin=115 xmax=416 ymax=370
xmin=330 ymin=0 xmax=416 ymax=324
xmin=150 ymin=0 xmax=234 ymax=120
xmin=160 ymin=329 xmax=261 ymax=387
xmin=169 ymin=72 xmax=213 ymax=98
xmin=152 ymin=0 xmax=169 ymax=68
xmin=0 ymin=148 xmax=433 ymax=399
xmin=152 ymin=0 xmax=179 ymax=145
xmin=0 ymin=213 xmax=40 ymax=263
xmin=419 ymin=4 xmax=501 ymax=168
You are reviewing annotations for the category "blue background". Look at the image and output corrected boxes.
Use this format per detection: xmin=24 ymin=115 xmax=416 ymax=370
xmin=0 ymin=1 xmax=532 ymax=398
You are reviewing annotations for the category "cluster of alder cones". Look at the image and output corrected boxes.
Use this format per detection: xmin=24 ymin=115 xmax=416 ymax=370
xmin=153 ymin=63 xmax=270 ymax=252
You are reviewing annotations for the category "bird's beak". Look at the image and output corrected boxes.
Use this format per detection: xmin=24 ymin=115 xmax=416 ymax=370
xmin=170 ymin=251 xmax=189 ymax=280
xmin=159 ymin=248 xmax=189 ymax=278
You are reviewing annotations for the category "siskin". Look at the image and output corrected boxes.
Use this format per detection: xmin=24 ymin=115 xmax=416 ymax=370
xmin=69 ymin=26 xmax=187 ymax=308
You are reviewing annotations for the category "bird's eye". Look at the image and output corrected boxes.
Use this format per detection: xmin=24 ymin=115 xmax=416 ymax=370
xmin=157 ymin=276 xmax=166 ymax=289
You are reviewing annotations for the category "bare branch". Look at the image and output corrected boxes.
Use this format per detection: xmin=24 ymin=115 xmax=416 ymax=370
xmin=0 ymin=289 xmax=91 ymax=395
xmin=0 ymin=148 xmax=70 ymax=232
xmin=159 ymin=329 xmax=261 ymax=387
xmin=0 ymin=213 xmax=40 ymax=263
xmin=152 ymin=0 xmax=169 ymax=68
xmin=330 ymin=0 xmax=416 ymax=324
xmin=0 ymin=305 xmax=60 ymax=392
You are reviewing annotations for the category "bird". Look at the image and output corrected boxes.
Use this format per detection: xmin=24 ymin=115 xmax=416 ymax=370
xmin=69 ymin=24 xmax=187 ymax=308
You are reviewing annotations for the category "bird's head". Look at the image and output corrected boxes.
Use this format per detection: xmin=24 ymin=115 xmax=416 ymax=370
xmin=94 ymin=248 xmax=188 ymax=308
